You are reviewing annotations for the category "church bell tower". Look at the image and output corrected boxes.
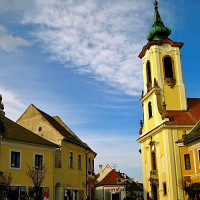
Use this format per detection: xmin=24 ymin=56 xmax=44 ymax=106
xmin=139 ymin=0 xmax=187 ymax=135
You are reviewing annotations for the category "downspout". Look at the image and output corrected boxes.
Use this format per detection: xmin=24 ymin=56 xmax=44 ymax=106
xmin=86 ymin=149 xmax=91 ymax=197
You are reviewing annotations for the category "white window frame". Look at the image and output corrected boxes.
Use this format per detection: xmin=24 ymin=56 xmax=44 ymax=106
xmin=9 ymin=149 xmax=22 ymax=170
xmin=33 ymin=153 xmax=44 ymax=170
xmin=78 ymin=154 xmax=82 ymax=170
xmin=69 ymin=151 xmax=74 ymax=168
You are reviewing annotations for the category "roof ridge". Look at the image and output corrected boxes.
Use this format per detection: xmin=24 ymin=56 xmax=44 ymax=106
xmin=1 ymin=115 xmax=58 ymax=147
xmin=97 ymin=169 xmax=127 ymax=186
xmin=33 ymin=105 xmax=90 ymax=149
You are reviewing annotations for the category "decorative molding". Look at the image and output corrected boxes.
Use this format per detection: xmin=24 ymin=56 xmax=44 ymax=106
xmin=1 ymin=140 xmax=56 ymax=152
xmin=161 ymin=102 xmax=169 ymax=120
xmin=139 ymin=120 xmax=143 ymax=135
xmin=164 ymin=78 xmax=176 ymax=87
xmin=140 ymin=86 xmax=160 ymax=102
xmin=138 ymin=39 xmax=184 ymax=59
xmin=155 ymin=140 xmax=160 ymax=146
xmin=155 ymin=89 xmax=162 ymax=114
xmin=145 ymin=145 xmax=150 ymax=150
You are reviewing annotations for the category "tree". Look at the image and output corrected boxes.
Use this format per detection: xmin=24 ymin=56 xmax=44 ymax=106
xmin=0 ymin=171 xmax=13 ymax=199
xmin=1 ymin=171 xmax=12 ymax=186
xmin=26 ymin=164 xmax=47 ymax=200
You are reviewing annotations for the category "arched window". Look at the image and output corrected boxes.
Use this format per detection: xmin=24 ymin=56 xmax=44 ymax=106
xmin=146 ymin=61 xmax=152 ymax=91
xmin=164 ymin=56 xmax=173 ymax=78
xmin=148 ymin=101 xmax=153 ymax=119
xmin=146 ymin=61 xmax=152 ymax=83
xmin=151 ymin=151 xmax=156 ymax=170
xmin=163 ymin=56 xmax=175 ymax=87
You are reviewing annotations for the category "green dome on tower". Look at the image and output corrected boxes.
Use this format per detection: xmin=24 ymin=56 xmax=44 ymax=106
xmin=147 ymin=1 xmax=171 ymax=41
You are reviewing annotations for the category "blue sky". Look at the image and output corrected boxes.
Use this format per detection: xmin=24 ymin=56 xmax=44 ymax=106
xmin=0 ymin=0 xmax=200 ymax=182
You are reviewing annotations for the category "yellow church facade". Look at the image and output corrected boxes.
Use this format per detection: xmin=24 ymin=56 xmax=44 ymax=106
xmin=137 ymin=1 xmax=200 ymax=200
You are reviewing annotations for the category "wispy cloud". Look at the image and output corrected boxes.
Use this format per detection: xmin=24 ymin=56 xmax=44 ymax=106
xmin=18 ymin=0 xmax=152 ymax=96
xmin=0 ymin=88 xmax=26 ymax=120
xmin=79 ymin=131 xmax=141 ymax=170
xmin=0 ymin=25 xmax=29 ymax=52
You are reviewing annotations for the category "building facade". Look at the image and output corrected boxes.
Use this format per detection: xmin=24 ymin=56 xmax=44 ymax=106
xmin=179 ymin=121 xmax=200 ymax=199
xmin=17 ymin=104 xmax=96 ymax=200
xmin=96 ymin=165 xmax=143 ymax=200
xmin=96 ymin=169 xmax=127 ymax=200
xmin=0 ymin=97 xmax=58 ymax=200
xmin=137 ymin=1 xmax=200 ymax=200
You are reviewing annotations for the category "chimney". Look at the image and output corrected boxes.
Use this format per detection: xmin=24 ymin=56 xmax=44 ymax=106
xmin=99 ymin=165 xmax=103 ymax=174
xmin=0 ymin=95 xmax=5 ymax=116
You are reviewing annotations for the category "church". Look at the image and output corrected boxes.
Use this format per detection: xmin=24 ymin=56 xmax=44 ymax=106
xmin=137 ymin=1 xmax=200 ymax=200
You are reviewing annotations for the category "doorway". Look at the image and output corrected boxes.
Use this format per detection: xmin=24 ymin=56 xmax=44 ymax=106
xmin=112 ymin=193 xmax=120 ymax=200
xmin=152 ymin=185 xmax=158 ymax=200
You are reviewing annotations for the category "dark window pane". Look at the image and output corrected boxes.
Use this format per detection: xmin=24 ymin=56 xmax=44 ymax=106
xmin=69 ymin=152 xmax=73 ymax=168
xmin=11 ymin=151 xmax=20 ymax=168
xmin=148 ymin=102 xmax=153 ymax=118
xmin=78 ymin=155 xmax=81 ymax=169
xmin=184 ymin=154 xmax=191 ymax=170
xmin=151 ymin=151 xmax=156 ymax=170
xmin=147 ymin=61 xmax=152 ymax=83
xmin=35 ymin=154 xmax=43 ymax=170
xmin=164 ymin=57 xmax=173 ymax=78
xmin=163 ymin=182 xmax=167 ymax=195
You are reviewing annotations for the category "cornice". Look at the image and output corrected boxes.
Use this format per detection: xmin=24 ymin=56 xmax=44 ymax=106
xmin=138 ymin=39 xmax=184 ymax=59
xmin=137 ymin=122 xmax=192 ymax=143
xmin=140 ymin=86 xmax=160 ymax=102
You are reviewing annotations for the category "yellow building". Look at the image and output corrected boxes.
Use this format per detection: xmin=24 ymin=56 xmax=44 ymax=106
xmin=17 ymin=104 xmax=96 ymax=200
xmin=179 ymin=120 xmax=200 ymax=199
xmin=137 ymin=1 xmax=200 ymax=200
xmin=0 ymin=96 xmax=58 ymax=200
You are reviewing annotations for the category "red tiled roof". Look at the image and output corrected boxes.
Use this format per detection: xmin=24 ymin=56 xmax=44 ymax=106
xmin=95 ymin=173 xmax=100 ymax=179
xmin=96 ymin=169 xmax=127 ymax=186
xmin=167 ymin=98 xmax=200 ymax=125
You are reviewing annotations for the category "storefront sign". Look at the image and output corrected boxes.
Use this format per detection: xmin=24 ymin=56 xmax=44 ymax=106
xmin=105 ymin=187 xmax=125 ymax=193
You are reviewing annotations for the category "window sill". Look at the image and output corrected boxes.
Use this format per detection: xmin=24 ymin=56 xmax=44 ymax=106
xmin=9 ymin=167 xmax=21 ymax=170
xmin=69 ymin=167 xmax=74 ymax=169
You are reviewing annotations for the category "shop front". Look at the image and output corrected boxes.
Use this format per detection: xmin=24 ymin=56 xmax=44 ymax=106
xmin=5 ymin=186 xmax=28 ymax=200
xmin=28 ymin=186 xmax=49 ymax=200
xmin=64 ymin=188 xmax=84 ymax=200
xmin=104 ymin=186 xmax=126 ymax=200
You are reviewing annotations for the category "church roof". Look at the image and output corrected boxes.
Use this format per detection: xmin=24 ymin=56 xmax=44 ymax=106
xmin=167 ymin=98 xmax=200 ymax=125
xmin=147 ymin=1 xmax=171 ymax=41
xmin=0 ymin=115 xmax=59 ymax=148
xmin=96 ymin=169 xmax=127 ymax=186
